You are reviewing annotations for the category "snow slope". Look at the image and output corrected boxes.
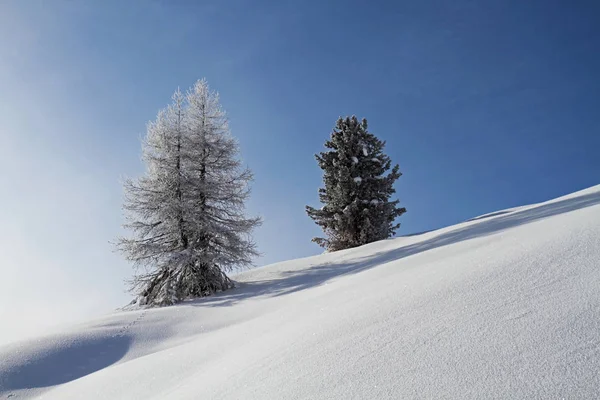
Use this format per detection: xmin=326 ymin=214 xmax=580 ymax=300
xmin=2 ymin=185 xmax=600 ymax=399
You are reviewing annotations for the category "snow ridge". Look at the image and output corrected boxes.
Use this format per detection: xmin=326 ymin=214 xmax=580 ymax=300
xmin=1 ymin=185 xmax=600 ymax=399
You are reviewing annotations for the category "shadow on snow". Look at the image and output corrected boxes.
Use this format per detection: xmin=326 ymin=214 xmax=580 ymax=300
xmin=191 ymin=190 xmax=600 ymax=308
xmin=466 ymin=210 xmax=513 ymax=222
xmin=0 ymin=334 xmax=131 ymax=394
xmin=3 ymin=191 xmax=596 ymax=394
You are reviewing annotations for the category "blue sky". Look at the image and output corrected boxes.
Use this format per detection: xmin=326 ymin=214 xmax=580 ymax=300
xmin=1 ymin=0 xmax=599 ymax=343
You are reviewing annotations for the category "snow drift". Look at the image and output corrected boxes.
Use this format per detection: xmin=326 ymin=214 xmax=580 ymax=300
xmin=2 ymin=185 xmax=600 ymax=399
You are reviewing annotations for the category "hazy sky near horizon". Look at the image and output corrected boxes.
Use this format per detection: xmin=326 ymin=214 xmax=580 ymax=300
xmin=1 ymin=0 xmax=599 ymax=344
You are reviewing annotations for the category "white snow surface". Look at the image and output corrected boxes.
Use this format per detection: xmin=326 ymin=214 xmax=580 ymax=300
xmin=2 ymin=185 xmax=600 ymax=399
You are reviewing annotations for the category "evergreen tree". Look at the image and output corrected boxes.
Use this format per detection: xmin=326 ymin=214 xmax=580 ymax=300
xmin=117 ymin=79 xmax=261 ymax=306
xmin=306 ymin=116 xmax=406 ymax=251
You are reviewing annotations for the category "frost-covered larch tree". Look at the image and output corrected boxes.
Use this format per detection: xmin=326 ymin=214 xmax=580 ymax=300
xmin=117 ymin=79 xmax=261 ymax=306
xmin=306 ymin=116 xmax=406 ymax=251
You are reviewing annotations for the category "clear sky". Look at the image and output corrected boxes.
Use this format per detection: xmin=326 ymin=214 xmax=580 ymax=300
xmin=1 ymin=0 xmax=599 ymax=344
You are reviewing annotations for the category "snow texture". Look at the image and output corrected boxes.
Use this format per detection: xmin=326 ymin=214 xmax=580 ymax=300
xmin=2 ymin=185 xmax=600 ymax=399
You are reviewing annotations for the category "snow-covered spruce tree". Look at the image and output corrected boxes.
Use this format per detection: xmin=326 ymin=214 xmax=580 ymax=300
xmin=306 ymin=116 xmax=406 ymax=251
xmin=117 ymin=79 xmax=261 ymax=306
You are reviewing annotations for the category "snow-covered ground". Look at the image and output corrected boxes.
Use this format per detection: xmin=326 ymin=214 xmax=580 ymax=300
xmin=2 ymin=185 xmax=600 ymax=399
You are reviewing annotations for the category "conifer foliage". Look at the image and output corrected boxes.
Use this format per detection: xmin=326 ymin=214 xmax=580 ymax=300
xmin=118 ymin=79 xmax=261 ymax=306
xmin=306 ymin=116 xmax=406 ymax=251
